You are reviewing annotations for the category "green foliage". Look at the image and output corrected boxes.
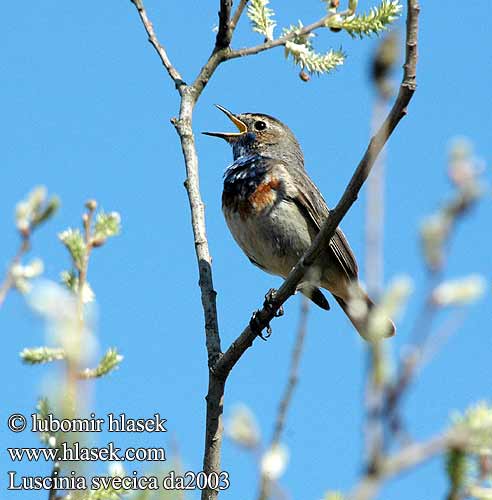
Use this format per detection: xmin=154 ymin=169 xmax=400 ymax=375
xmin=453 ymin=402 xmax=492 ymax=455
xmin=247 ymin=0 xmax=276 ymax=40
xmin=420 ymin=139 xmax=484 ymax=271
xmin=79 ymin=348 xmax=124 ymax=379
xmin=323 ymin=493 xmax=345 ymax=500
xmin=61 ymin=269 xmax=79 ymax=293
xmin=327 ymin=0 xmax=402 ymax=38
xmin=86 ymin=488 xmax=127 ymax=500
xmin=36 ymin=398 xmax=59 ymax=447
xmin=32 ymin=196 xmax=60 ymax=229
xmin=15 ymin=186 xmax=59 ymax=234
xmin=285 ymin=41 xmax=345 ymax=75
xmin=20 ymin=346 xmax=66 ymax=364
xmin=93 ymin=211 xmax=121 ymax=244
xmin=10 ymin=258 xmax=44 ymax=295
xmin=282 ymin=23 xmax=344 ymax=75
xmin=61 ymin=270 xmax=95 ymax=303
xmin=446 ymin=448 xmax=468 ymax=500
xmin=59 ymin=228 xmax=87 ymax=271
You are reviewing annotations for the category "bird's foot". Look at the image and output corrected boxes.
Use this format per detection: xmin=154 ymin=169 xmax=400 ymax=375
xmin=264 ymin=288 xmax=284 ymax=317
xmin=249 ymin=289 xmax=283 ymax=341
xmin=249 ymin=310 xmax=272 ymax=341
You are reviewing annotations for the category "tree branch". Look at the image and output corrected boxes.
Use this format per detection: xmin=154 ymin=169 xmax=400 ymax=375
xmin=349 ymin=430 xmax=469 ymax=500
xmin=230 ymin=0 xmax=249 ymax=31
xmin=257 ymin=299 xmax=310 ymax=500
xmin=214 ymin=0 xmax=420 ymax=380
xmin=215 ymin=0 xmax=233 ymax=50
xmin=129 ymin=0 xmax=185 ymax=89
xmin=225 ymin=10 xmax=348 ymax=61
xmin=0 ymin=234 xmax=29 ymax=308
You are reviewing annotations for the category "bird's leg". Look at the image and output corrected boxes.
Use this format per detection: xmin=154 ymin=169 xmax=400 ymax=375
xmin=264 ymin=288 xmax=284 ymax=317
xmin=249 ymin=289 xmax=283 ymax=341
xmin=249 ymin=310 xmax=271 ymax=341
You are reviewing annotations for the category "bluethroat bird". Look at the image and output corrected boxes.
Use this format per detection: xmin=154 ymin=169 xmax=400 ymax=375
xmin=204 ymin=105 xmax=395 ymax=340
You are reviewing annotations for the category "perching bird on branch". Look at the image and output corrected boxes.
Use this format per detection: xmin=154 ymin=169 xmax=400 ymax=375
xmin=204 ymin=105 xmax=395 ymax=340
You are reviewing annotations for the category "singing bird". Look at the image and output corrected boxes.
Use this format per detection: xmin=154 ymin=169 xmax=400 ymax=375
xmin=204 ymin=105 xmax=395 ymax=339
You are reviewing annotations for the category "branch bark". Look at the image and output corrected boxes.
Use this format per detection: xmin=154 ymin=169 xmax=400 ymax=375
xmin=0 ymin=234 xmax=29 ymax=308
xmin=349 ymin=429 xmax=469 ymax=500
xmin=230 ymin=0 xmax=249 ymax=31
xmin=130 ymin=0 xmax=185 ymax=89
xmin=225 ymin=11 xmax=345 ymax=61
xmin=215 ymin=0 xmax=233 ymax=50
xmin=257 ymin=299 xmax=310 ymax=500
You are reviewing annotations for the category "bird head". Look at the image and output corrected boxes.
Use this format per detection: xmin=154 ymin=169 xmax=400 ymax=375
xmin=203 ymin=105 xmax=304 ymax=166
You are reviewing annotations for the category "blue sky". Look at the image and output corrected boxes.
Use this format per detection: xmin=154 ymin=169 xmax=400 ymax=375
xmin=1 ymin=1 xmax=491 ymax=499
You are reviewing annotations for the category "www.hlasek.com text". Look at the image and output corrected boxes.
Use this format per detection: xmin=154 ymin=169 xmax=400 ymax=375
xmin=8 ymin=441 xmax=166 ymax=462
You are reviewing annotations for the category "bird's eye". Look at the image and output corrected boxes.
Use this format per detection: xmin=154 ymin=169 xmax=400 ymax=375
xmin=254 ymin=120 xmax=267 ymax=131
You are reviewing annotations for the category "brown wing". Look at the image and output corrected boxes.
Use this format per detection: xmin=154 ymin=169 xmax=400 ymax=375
xmin=289 ymin=168 xmax=359 ymax=280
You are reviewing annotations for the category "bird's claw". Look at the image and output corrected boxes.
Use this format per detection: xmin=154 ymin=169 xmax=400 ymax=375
xmin=249 ymin=310 xmax=272 ymax=341
xmin=249 ymin=289 xmax=283 ymax=341
xmin=264 ymin=288 xmax=283 ymax=317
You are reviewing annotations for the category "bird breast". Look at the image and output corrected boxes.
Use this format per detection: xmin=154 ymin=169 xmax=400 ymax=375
xmin=222 ymin=163 xmax=314 ymax=277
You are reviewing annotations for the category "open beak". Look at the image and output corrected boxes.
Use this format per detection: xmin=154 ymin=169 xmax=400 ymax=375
xmin=202 ymin=104 xmax=248 ymax=140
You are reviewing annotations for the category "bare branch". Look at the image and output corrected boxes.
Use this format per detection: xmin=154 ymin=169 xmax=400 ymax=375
xmin=214 ymin=0 xmax=420 ymax=380
xmin=130 ymin=0 xmax=185 ymax=89
xmin=273 ymin=299 xmax=309 ymax=445
xmin=227 ymin=18 xmax=326 ymax=60
xmin=257 ymin=299 xmax=310 ymax=500
xmin=225 ymin=11 xmax=349 ymax=61
xmin=215 ymin=0 xmax=233 ymax=50
xmin=0 ymin=235 xmax=29 ymax=308
xmin=350 ymin=430 xmax=469 ymax=500
xmin=230 ymin=0 xmax=249 ymax=31
xmin=364 ymin=43 xmax=395 ymax=472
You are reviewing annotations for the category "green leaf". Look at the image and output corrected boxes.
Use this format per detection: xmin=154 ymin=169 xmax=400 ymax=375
xmin=323 ymin=493 xmax=346 ymax=500
xmin=59 ymin=228 xmax=86 ymax=270
xmin=61 ymin=270 xmax=95 ymax=303
xmin=15 ymin=186 xmax=59 ymax=233
xmin=36 ymin=398 xmax=58 ymax=447
xmin=20 ymin=347 xmax=66 ymax=364
xmin=93 ymin=211 xmax=121 ymax=244
xmin=247 ymin=0 xmax=276 ymax=40
xmin=446 ymin=448 xmax=468 ymax=498
xmin=79 ymin=348 xmax=124 ymax=379
xmin=284 ymin=41 xmax=345 ymax=75
xmin=452 ymin=402 xmax=492 ymax=455
xmin=327 ymin=0 xmax=402 ymax=38
xmin=32 ymin=196 xmax=60 ymax=229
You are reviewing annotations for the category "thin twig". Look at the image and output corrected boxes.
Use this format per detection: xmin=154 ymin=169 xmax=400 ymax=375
xmin=215 ymin=0 xmax=233 ymax=50
xmin=128 ymin=3 xmax=225 ymax=497
xmin=0 ymin=235 xmax=30 ymax=308
xmin=350 ymin=429 xmax=469 ymax=500
xmin=364 ymin=97 xmax=390 ymax=473
xmin=257 ymin=299 xmax=310 ymax=500
xmin=48 ymin=458 xmax=61 ymax=500
xmin=226 ymin=12 xmax=345 ymax=61
xmin=272 ymin=299 xmax=309 ymax=445
xmin=213 ymin=0 xmax=419 ymax=380
xmin=129 ymin=0 xmax=185 ymax=89
xmin=230 ymin=0 xmax=249 ymax=31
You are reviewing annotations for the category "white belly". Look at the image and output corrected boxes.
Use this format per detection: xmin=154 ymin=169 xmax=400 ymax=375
xmin=223 ymin=199 xmax=314 ymax=278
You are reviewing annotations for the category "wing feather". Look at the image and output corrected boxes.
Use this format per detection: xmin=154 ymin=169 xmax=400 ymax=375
xmin=289 ymin=168 xmax=358 ymax=279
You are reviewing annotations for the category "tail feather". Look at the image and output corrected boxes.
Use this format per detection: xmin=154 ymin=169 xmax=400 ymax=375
xmin=334 ymin=294 xmax=396 ymax=340
xmin=300 ymin=284 xmax=330 ymax=310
